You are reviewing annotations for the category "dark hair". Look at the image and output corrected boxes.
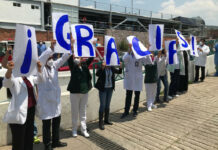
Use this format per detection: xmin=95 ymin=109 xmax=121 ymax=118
xmin=162 ymin=49 xmax=165 ymax=54
xmin=201 ymin=39 xmax=206 ymax=43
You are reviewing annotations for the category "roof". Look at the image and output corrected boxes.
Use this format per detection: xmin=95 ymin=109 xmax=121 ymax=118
xmin=173 ymin=16 xmax=205 ymax=26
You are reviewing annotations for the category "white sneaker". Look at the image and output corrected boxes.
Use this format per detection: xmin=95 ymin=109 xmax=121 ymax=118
xmin=72 ymin=130 xmax=77 ymax=137
xmin=81 ymin=130 xmax=90 ymax=138
xmin=147 ymin=107 xmax=152 ymax=112
xmin=168 ymin=96 xmax=173 ymax=100
xmin=152 ymin=105 xmax=157 ymax=109
xmin=175 ymin=94 xmax=179 ymax=97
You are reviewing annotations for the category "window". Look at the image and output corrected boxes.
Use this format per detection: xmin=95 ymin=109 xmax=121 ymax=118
xmin=13 ymin=2 xmax=21 ymax=7
xmin=31 ymin=5 xmax=39 ymax=10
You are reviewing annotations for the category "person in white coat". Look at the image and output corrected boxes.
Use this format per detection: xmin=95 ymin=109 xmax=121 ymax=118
xmin=121 ymin=45 xmax=151 ymax=118
xmin=3 ymin=60 xmax=42 ymax=150
xmin=37 ymin=41 xmax=70 ymax=150
xmin=194 ymin=39 xmax=210 ymax=82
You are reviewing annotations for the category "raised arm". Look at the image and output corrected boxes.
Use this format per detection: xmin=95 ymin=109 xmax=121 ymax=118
xmin=54 ymin=53 xmax=71 ymax=70
xmin=86 ymin=57 xmax=94 ymax=66
xmin=3 ymin=61 xmax=15 ymax=89
xmin=96 ymin=62 xmax=106 ymax=77
xmin=32 ymin=61 xmax=44 ymax=84
xmin=39 ymin=40 xmax=56 ymax=66
xmin=142 ymin=55 xmax=152 ymax=65
xmin=68 ymin=55 xmax=76 ymax=70
xmin=39 ymin=48 xmax=54 ymax=67
xmin=112 ymin=62 xmax=123 ymax=74
xmin=1 ymin=47 xmax=12 ymax=69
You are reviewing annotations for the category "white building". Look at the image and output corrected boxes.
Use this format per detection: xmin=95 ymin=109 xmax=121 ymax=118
xmin=0 ymin=0 xmax=79 ymax=30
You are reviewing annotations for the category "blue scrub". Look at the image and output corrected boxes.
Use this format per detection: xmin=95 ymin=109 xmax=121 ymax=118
xmin=37 ymin=44 xmax=47 ymax=57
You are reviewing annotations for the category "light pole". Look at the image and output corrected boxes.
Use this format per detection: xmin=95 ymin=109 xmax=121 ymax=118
xmin=131 ymin=0 xmax=133 ymax=14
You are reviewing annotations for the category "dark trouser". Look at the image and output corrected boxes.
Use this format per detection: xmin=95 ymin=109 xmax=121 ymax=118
xmin=42 ymin=115 xmax=61 ymax=146
xmin=10 ymin=106 xmax=35 ymax=150
xmin=169 ymin=69 xmax=180 ymax=96
xmin=124 ymin=90 xmax=140 ymax=113
xmin=0 ymin=77 xmax=3 ymax=90
xmin=179 ymin=51 xmax=189 ymax=92
xmin=99 ymin=88 xmax=113 ymax=113
xmin=195 ymin=66 xmax=205 ymax=81
xmin=156 ymin=74 xmax=168 ymax=101
xmin=178 ymin=75 xmax=188 ymax=92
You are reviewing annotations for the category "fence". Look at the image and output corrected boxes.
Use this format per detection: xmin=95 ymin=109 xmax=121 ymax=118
xmin=79 ymin=0 xmax=178 ymax=20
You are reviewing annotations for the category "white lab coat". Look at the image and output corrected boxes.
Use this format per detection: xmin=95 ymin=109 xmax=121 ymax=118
xmin=123 ymin=52 xmax=151 ymax=91
xmin=36 ymin=49 xmax=71 ymax=120
xmin=3 ymin=74 xmax=42 ymax=124
xmin=194 ymin=45 xmax=210 ymax=67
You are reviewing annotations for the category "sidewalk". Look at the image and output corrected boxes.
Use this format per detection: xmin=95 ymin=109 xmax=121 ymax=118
xmin=1 ymin=76 xmax=218 ymax=150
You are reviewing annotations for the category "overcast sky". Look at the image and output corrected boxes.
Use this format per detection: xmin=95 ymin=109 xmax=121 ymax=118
xmin=93 ymin=0 xmax=218 ymax=26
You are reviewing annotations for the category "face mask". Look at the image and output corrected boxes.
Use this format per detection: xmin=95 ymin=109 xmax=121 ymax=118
xmin=74 ymin=59 xmax=80 ymax=65
xmin=199 ymin=42 xmax=203 ymax=46
xmin=47 ymin=59 xmax=53 ymax=67
xmin=40 ymin=42 xmax=43 ymax=45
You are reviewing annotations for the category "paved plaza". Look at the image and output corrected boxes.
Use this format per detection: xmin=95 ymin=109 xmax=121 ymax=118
xmin=1 ymin=76 xmax=218 ymax=150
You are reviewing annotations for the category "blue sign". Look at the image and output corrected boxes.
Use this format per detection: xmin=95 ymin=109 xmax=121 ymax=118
xmin=176 ymin=30 xmax=189 ymax=49
xmin=132 ymin=37 xmax=151 ymax=56
xmin=169 ymin=40 xmax=177 ymax=65
xmin=191 ymin=36 xmax=195 ymax=55
xmin=106 ymin=38 xmax=120 ymax=65
xmin=156 ymin=25 xmax=161 ymax=50
xmin=20 ymin=29 xmax=32 ymax=74
xmin=55 ymin=14 xmax=71 ymax=51
xmin=75 ymin=25 xmax=94 ymax=57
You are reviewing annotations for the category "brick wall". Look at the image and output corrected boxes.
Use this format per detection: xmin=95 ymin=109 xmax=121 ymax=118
xmin=0 ymin=28 xmax=54 ymax=42
xmin=106 ymin=29 xmax=149 ymax=46
xmin=0 ymin=28 xmax=178 ymax=45
xmin=207 ymin=29 xmax=218 ymax=39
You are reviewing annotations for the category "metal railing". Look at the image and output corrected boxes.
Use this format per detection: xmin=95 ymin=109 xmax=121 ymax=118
xmin=79 ymin=19 xmax=183 ymax=34
xmin=79 ymin=0 xmax=178 ymax=20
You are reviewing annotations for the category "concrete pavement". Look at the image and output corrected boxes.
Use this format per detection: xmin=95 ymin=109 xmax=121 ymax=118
xmin=1 ymin=76 xmax=218 ymax=150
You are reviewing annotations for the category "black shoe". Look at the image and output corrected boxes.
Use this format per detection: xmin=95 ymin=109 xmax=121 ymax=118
xmin=155 ymin=99 xmax=161 ymax=103
xmin=104 ymin=121 xmax=113 ymax=125
xmin=104 ymin=109 xmax=113 ymax=125
xmin=44 ymin=143 xmax=53 ymax=150
xmin=133 ymin=112 xmax=138 ymax=117
xmin=99 ymin=112 xmax=105 ymax=130
xmin=194 ymin=80 xmax=199 ymax=83
xmin=120 ymin=113 xmax=129 ymax=119
xmin=52 ymin=141 xmax=67 ymax=148
xmin=164 ymin=99 xmax=169 ymax=103
xmin=99 ymin=121 xmax=105 ymax=130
